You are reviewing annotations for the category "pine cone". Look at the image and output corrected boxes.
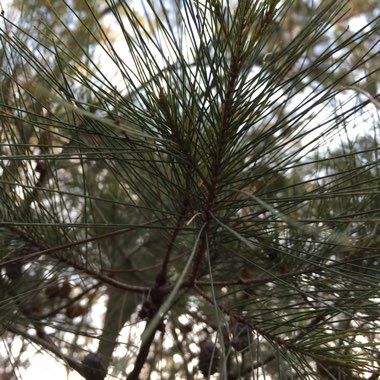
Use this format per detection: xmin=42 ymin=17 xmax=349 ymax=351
xmin=45 ymin=284 xmax=61 ymax=299
xmin=65 ymin=303 xmax=87 ymax=319
xmin=198 ymin=341 xmax=219 ymax=377
xmin=82 ymin=353 xmax=107 ymax=380
xmin=58 ymin=280 xmax=72 ymax=298
xmin=231 ymin=322 xmax=252 ymax=352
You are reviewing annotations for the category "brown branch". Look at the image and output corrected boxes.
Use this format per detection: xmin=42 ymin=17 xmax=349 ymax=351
xmin=39 ymin=283 xmax=100 ymax=319
xmin=101 ymin=253 xmax=186 ymax=274
xmin=57 ymin=256 xmax=149 ymax=293
xmin=158 ymin=205 xmax=189 ymax=286
xmin=126 ymin=320 xmax=160 ymax=380
xmin=253 ymin=0 xmax=278 ymax=41
xmin=6 ymin=324 xmax=87 ymax=378
xmin=195 ymin=244 xmax=380 ymax=287
xmin=192 ymin=286 xmax=281 ymax=379
xmin=190 ymin=1 xmax=254 ymax=282
xmin=1 ymin=225 xmax=152 ymax=293
xmin=128 ymin=287 xmax=189 ymax=380
xmin=157 ymin=87 xmax=210 ymax=189
xmin=194 ymin=285 xmax=297 ymax=352
xmin=193 ymin=282 xmax=375 ymax=378
xmin=0 ymin=217 xmax=167 ymax=268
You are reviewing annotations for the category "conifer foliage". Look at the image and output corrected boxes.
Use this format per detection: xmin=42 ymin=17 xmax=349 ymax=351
xmin=0 ymin=0 xmax=380 ymax=378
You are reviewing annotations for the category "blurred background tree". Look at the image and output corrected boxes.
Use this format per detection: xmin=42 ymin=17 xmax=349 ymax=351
xmin=0 ymin=0 xmax=379 ymax=379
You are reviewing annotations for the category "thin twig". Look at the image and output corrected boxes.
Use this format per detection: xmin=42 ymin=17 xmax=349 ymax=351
xmin=6 ymin=324 xmax=87 ymax=378
xmin=0 ymin=217 xmax=167 ymax=267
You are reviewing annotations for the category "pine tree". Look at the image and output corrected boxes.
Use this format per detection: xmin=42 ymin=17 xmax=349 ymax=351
xmin=0 ymin=0 xmax=380 ymax=379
